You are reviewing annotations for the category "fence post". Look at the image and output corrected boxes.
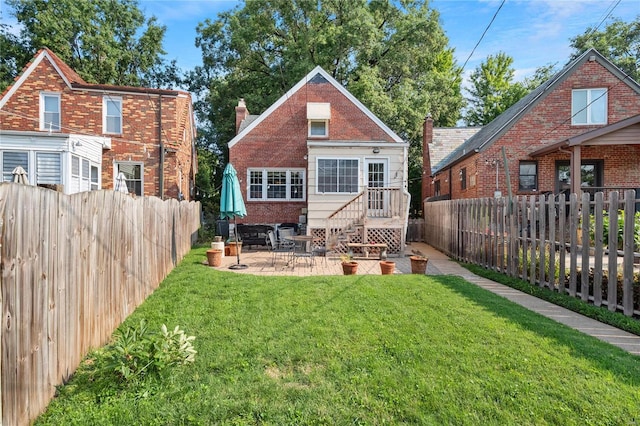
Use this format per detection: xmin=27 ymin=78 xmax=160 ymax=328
xmin=622 ymin=190 xmax=636 ymax=316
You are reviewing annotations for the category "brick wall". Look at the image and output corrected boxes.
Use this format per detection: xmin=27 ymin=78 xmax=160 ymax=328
xmin=230 ymin=79 xmax=396 ymax=224
xmin=1 ymin=54 xmax=194 ymax=200
xmin=436 ymin=60 xmax=640 ymax=200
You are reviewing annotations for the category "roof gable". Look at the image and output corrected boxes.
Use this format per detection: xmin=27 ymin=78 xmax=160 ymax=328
xmin=0 ymin=48 xmax=84 ymax=109
xmin=433 ymin=48 xmax=640 ymax=173
xmin=228 ymin=66 xmax=403 ymax=148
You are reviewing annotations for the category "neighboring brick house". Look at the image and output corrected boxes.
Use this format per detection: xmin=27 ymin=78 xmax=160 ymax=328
xmin=0 ymin=48 xmax=196 ymax=200
xmin=427 ymin=48 xmax=640 ymax=201
xmin=229 ymin=66 xmax=410 ymax=254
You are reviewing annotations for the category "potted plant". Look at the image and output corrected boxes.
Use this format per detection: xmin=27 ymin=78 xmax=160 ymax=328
xmin=409 ymin=250 xmax=428 ymax=274
xmin=340 ymin=253 xmax=358 ymax=275
xmin=226 ymin=238 xmax=242 ymax=256
xmin=379 ymin=260 xmax=395 ymax=275
xmin=206 ymin=248 xmax=223 ymax=267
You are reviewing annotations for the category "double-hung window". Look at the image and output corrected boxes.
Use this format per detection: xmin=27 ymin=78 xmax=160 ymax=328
xmin=317 ymin=158 xmax=359 ymax=193
xmin=104 ymin=96 xmax=122 ymax=134
xmin=572 ymin=88 xmax=607 ymax=125
xmin=115 ymin=162 xmax=143 ymax=196
xmin=40 ymin=92 xmax=60 ymax=131
xmin=518 ymin=161 xmax=538 ymax=191
xmin=248 ymin=169 xmax=305 ymax=201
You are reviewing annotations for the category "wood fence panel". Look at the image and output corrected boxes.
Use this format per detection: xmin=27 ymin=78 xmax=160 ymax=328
xmin=547 ymin=195 xmax=556 ymax=290
xmin=0 ymin=185 xmax=200 ymax=426
xmin=423 ymin=190 xmax=638 ymax=318
xmin=607 ymin=192 xmax=619 ymax=311
xmin=623 ymin=190 xmax=636 ymax=316
xmin=558 ymin=194 xmax=566 ymax=294
xmin=580 ymin=192 xmax=591 ymax=302
xmin=593 ymin=193 xmax=604 ymax=306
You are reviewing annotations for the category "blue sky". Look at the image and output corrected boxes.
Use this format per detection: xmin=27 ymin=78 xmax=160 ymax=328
xmin=136 ymin=0 xmax=637 ymax=83
xmin=1 ymin=0 xmax=636 ymax=83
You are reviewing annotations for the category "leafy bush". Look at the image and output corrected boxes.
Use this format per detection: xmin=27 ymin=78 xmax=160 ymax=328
xmin=106 ymin=320 xmax=196 ymax=383
xmin=589 ymin=210 xmax=640 ymax=250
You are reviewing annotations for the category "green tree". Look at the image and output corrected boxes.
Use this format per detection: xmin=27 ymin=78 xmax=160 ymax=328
xmin=5 ymin=0 xmax=171 ymax=87
xmin=464 ymin=53 xmax=557 ymax=126
xmin=0 ymin=21 xmax=31 ymax=91
xmin=569 ymin=16 xmax=640 ymax=82
xmin=190 ymin=0 xmax=463 ymax=215
xmin=463 ymin=52 xmax=519 ymax=126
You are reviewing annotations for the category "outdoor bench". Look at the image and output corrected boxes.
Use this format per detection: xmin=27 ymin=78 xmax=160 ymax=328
xmin=347 ymin=242 xmax=388 ymax=260
xmin=236 ymin=224 xmax=273 ymax=247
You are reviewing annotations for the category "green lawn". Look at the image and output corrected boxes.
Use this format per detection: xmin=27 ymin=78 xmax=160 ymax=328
xmin=37 ymin=247 xmax=640 ymax=425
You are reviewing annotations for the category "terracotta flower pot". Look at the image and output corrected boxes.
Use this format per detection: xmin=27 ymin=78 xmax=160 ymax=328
xmin=409 ymin=256 xmax=428 ymax=274
xmin=379 ymin=261 xmax=395 ymax=275
xmin=227 ymin=242 xmax=242 ymax=256
xmin=341 ymin=261 xmax=358 ymax=275
xmin=206 ymin=249 xmax=223 ymax=267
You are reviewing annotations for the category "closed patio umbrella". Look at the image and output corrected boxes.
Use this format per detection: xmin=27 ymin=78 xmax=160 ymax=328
xmin=114 ymin=172 xmax=129 ymax=194
xmin=220 ymin=163 xmax=248 ymax=269
xmin=11 ymin=166 xmax=29 ymax=185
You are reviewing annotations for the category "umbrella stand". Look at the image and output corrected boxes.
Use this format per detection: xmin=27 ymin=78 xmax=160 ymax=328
xmin=229 ymin=216 xmax=248 ymax=270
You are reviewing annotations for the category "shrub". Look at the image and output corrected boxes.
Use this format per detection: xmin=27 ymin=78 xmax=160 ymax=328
xmin=589 ymin=210 xmax=640 ymax=251
xmin=106 ymin=320 xmax=196 ymax=383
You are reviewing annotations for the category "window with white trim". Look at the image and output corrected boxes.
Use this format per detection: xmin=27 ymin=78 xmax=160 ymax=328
xmin=2 ymin=151 xmax=28 ymax=182
xmin=309 ymin=120 xmax=328 ymax=137
xmin=104 ymin=96 xmax=122 ymax=134
xmin=40 ymin=92 xmax=60 ymax=131
xmin=91 ymin=165 xmax=99 ymax=190
xmin=36 ymin=152 xmax=61 ymax=184
xmin=572 ymin=88 xmax=607 ymax=125
xmin=248 ymin=169 xmax=305 ymax=201
xmin=317 ymin=158 xmax=359 ymax=193
xmin=115 ymin=162 xmax=143 ymax=196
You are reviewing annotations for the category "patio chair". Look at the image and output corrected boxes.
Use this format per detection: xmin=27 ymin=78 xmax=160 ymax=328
xmin=312 ymin=234 xmax=339 ymax=264
xmin=267 ymin=230 xmax=294 ymax=266
xmin=278 ymin=227 xmax=296 ymax=246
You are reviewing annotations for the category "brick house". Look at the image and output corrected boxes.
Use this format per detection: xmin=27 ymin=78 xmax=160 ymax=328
xmin=229 ymin=66 xmax=410 ymax=254
xmin=0 ymin=48 xmax=196 ymax=199
xmin=425 ymin=48 xmax=640 ymax=201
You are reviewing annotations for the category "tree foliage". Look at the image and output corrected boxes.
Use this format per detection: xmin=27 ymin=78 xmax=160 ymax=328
xmin=464 ymin=53 xmax=556 ymax=126
xmin=190 ymin=0 xmax=464 ymax=215
xmin=4 ymin=0 xmax=174 ymax=87
xmin=569 ymin=16 xmax=640 ymax=83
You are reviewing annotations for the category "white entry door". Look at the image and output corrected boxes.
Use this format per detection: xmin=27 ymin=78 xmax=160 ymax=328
xmin=365 ymin=158 xmax=388 ymax=214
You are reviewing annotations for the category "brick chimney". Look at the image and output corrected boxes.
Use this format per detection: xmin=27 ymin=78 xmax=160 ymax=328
xmin=235 ymin=98 xmax=249 ymax=134
xmin=421 ymin=114 xmax=434 ymax=205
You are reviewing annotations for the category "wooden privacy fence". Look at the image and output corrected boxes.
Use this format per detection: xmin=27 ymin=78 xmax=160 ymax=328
xmin=0 ymin=184 xmax=201 ymax=426
xmin=424 ymin=190 xmax=639 ymax=317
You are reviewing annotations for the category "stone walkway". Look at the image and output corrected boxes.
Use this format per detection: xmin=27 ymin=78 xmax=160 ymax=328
xmin=211 ymin=241 xmax=640 ymax=356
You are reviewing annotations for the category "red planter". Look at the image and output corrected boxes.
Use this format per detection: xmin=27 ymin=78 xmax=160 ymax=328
xmin=206 ymin=249 xmax=223 ymax=267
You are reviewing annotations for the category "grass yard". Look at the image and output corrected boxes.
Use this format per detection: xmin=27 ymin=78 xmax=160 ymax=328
xmin=36 ymin=247 xmax=640 ymax=425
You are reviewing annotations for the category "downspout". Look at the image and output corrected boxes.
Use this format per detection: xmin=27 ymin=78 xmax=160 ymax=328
xmin=159 ymin=95 xmax=164 ymax=199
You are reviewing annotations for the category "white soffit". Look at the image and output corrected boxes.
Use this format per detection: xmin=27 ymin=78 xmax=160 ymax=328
xmin=307 ymin=102 xmax=331 ymax=119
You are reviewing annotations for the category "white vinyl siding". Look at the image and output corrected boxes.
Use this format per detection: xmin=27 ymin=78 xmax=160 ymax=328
xmin=572 ymin=88 xmax=607 ymax=125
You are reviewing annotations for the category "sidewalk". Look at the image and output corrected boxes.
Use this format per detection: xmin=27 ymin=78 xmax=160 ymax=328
xmin=214 ymin=241 xmax=640 ymax=356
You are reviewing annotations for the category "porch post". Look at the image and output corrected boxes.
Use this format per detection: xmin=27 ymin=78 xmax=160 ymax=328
xmin=571 ymin=145 xmax=581 ymax=195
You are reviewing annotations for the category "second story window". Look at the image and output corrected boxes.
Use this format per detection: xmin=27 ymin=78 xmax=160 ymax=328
xmin=104 ymin=96 xmax=122 ymax=134
xmin=572 ymin=88 xmax=607 ymax=125
xmin=307 ymin=102 xmax=330 ymax=138
xmin=40 ymin=93 xmax=60 ymax=131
